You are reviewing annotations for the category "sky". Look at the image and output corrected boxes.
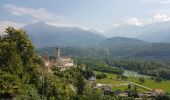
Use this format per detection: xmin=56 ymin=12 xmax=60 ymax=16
xmin=1 ymin=0 xmax=170 ymax=32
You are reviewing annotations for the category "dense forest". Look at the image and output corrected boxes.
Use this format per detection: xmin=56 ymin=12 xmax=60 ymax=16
xmin=38 ymin=47 xmax=170 ymax=80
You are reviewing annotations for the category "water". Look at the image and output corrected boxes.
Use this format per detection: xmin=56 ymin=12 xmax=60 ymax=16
xmin=123 ymin=70 xmax=151 ymax=78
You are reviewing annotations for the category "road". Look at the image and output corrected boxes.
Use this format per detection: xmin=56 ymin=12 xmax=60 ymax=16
xmin=125 ymin=81 xmax=152 ymax=91
xmin=112 ymin=78 xmax=153 ymax=91
xmin=97 ymin=83 xmax=129 ymax=87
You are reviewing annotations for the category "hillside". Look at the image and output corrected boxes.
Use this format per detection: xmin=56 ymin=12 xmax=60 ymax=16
xmin=24 ymin=22 xmax=105 ymax=48
xmin=37 ymin=37 xmax=170 ymax=59
xmin=132 ymin=43 xmax=170 ymax=59
xmin=139 ymin=28 xmax=170 ymax=43
xmin=99 ymin=37 xmax=149 ymax=48
xmin=23 ymin=21 xmax=170 ymax=49
xmin=22 ymin=22 xmax=170 ymax=59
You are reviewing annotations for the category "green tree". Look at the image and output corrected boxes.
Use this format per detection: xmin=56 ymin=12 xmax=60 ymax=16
xmin=139 ymin=77 xmax=145 ymax=84
xmin=5 ymin=27 xmax=34 ymax=64
xmin=43 ymin=76 xmax=74 ymax=100
xmin=155 ymin=77 xmax=162 ymax=83
xmin=16 ymin=84 xmax=41 ymax=100
xmin=82 ymin=69 xmax=94 ymax=79
xmin=0 ymin=27 xmax=42 ymax=99
xmin=76 ymin=74 xmax=85 ymax=95
xmin=0 ymin=42 xmax=23 ymax=76
xmin=83 ymin=85 xmax=104 ymax=100
xmin=0 ymin=72 xmax=21 ymax=99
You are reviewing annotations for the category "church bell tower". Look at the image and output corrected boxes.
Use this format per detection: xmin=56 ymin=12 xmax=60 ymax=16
xmin=56 ymin=48 xmax=60 ymax=63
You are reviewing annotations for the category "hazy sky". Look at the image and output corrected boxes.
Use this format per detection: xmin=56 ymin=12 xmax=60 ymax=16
xmin=1 ymin=0 xmax=170 ymax=32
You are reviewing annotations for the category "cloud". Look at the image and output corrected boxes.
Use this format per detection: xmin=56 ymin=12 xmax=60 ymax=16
xmin=114 ymin=13 xmax=170 ymax=28
xmin=141 ymin=0 xmax=170 ymax=4
xmin=124 ymin=13 xmax=170 ymax=26
xmin=122 ymin=13 xmax=170 ymax=26
xmin=0 ymin=21 xmax=25 ymax=34
xmin=125 ymin=18 xmax=143 ymax=26
xmin=4 ymin=4 xmax=77 ymax=27
xmin=152 ymin=13 xmax=170 ymax=22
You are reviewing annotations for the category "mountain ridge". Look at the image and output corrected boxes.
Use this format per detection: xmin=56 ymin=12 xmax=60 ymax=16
xmin=23 ymin=22 xmax=106 ymax=48
xmin=104 ymin=21 xmax=170 ymax=43
xmin=23 ymin=21 xmax=170 ymax=49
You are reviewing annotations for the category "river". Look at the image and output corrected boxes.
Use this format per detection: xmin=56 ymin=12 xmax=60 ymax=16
xmin=123 ymin=70 xmax=151 ymax=78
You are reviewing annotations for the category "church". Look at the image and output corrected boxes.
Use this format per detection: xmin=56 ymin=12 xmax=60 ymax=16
xmin=42 ymin=48 xmax=75 ymax=71
xmin=55 ymin=48 xmax=74 ymax=71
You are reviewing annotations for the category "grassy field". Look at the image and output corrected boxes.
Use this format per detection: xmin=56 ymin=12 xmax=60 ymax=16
xmin=128 ymin=77 xmax=170 ymax=93
xmin=95 ymin=71 xmax=170 ymax=93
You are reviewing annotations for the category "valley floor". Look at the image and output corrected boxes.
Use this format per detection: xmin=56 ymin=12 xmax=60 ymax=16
xmin=95 ymin=71 xmax=170 ymax=93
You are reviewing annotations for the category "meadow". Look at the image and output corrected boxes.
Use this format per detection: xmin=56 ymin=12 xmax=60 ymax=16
xmin=95 ymin=71 xmax=170 ymax=93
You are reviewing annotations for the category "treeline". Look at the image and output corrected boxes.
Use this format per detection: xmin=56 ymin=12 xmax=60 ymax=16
xmin=74 ymin=57 xmax=124 ymax=75
xmin=38 ymin=46 xmax=170 ymax=79
xmin=73 ymin=56 xmax=170 ymax=79
xmin=105 ymin=58 xmax=170 ymax=79
xmin=38 ymin=42 xmax=170 ymax=60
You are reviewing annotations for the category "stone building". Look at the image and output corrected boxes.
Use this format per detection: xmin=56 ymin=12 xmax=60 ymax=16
xmin=42 ymin=51 xmax=52 ymax=67
xmin=41 ymin=48 xmax=74 ymax=71
xmin=55 ymin=48 xmax=74 ymax=71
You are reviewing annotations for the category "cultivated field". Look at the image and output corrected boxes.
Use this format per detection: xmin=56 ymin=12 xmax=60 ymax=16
xmin=95 ymin=71 xmax=170 ymax=93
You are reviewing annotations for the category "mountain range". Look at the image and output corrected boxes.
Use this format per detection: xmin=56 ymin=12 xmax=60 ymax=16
xmin=104 ymin=21 xmax=170 ymax=43
xmin=22 ymin=22 xmax=170 ymax=59
xmin=23 ymin=22 xmax=105 ymax=48
xmin=23 ymin=21 xmax=170 ymax=48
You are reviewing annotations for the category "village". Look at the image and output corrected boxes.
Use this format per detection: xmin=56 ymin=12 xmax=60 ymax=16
xmin=41 ymin=48 xmax=166 ymax=100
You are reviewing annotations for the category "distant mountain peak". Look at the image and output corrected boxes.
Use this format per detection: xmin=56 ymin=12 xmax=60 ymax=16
xmin=23 ymin=23 xmax=105 ymax=48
